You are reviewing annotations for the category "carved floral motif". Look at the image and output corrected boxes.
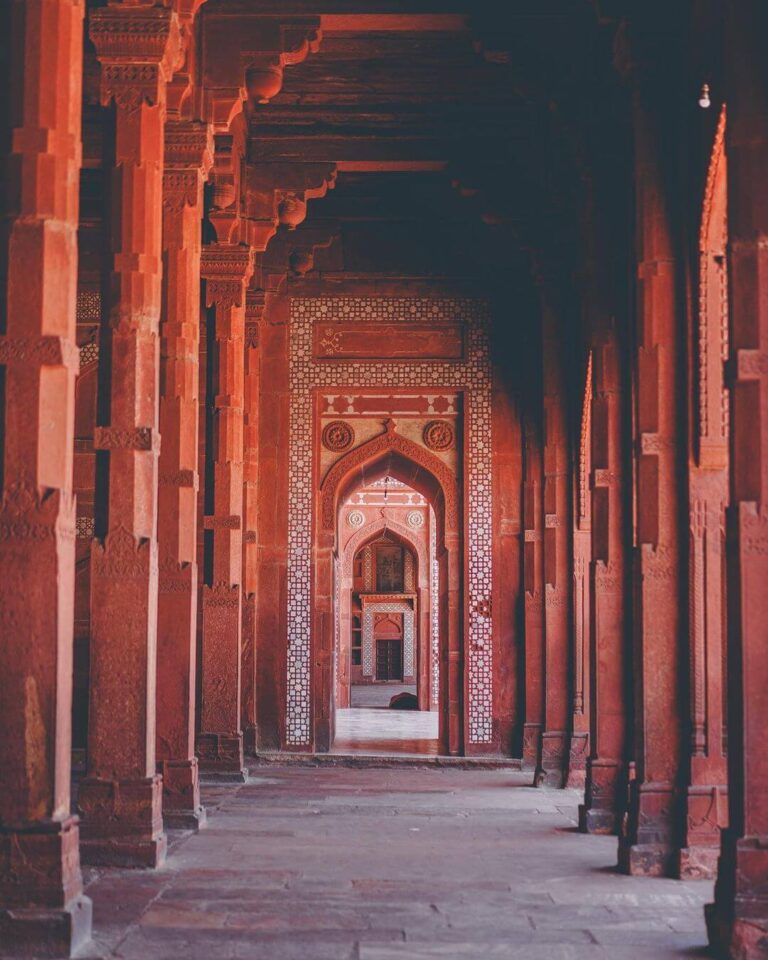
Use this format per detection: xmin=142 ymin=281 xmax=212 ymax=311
xmin=423 ymin=420 xmax=455 ymax=451
xmin=347 ymin=510 xmax=365 ymax=529
xmin=322 ymin=420 xmax=354 ymax=452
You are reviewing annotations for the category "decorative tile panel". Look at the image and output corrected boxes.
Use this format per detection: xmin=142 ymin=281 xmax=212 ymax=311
xmin=362 ymin=603 xmax=415 ymax=679
xmin=430 ymin=509 xmax=440 ymax=708
xmin=286 ymin=297 xmax=493 ymax=745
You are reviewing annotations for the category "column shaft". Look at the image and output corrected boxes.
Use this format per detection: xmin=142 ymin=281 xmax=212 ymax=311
xmin=580 ymin=329 xmax=630 ymax=834
xmin=522 ymin=418 xmax=545 ymax=772
xmin=539 ymin=291 xmax=572 ymax=788
xmin=619 ymin=76 xmax=685 ymax=877
xmin=241 ymin=299 xmax=261 ymax=754
xmin=707 ymin=1 xmax=768 ymax=952
xmin=155 ymin=120 xmax=212 ymax=830
xmin=196 ymin=243 xmax=253 ymax=779
xmin=0 ymin=0 xmax=92 ymax=953
xmin=79 ymin=5 xmax=180 ymax=869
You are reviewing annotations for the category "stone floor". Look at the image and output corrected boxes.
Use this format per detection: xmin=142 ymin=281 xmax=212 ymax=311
xmin=332 ymin=707 xmax=440 ymax=756
xmin=80 ymin=766 xmax=712 ymax=960
xmin=350 ymin=684 xmax=417 ymax=708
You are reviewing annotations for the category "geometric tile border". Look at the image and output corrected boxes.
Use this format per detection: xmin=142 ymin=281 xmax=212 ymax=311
xmin=287 ymin=297 xmax=493 ymax=745
xmin=361 ymin=602 xmax=415 ymax=679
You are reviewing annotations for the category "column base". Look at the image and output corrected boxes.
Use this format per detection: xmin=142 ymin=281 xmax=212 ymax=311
xmin=522 ymin=722 xmax=542 ymax=771
xmin=707 ymin=833 xmax=768 ymax=958
xmin=677 ymin=783 xmax=727 ymax=879
xmin=618 ymin=781 xmax=678 ymax=876
xmin=243 ymin=724 xmax=258 ymax=757
xmin=580 ymin=758 xmax=625 ymax=835
xmin=0 ymin=896 xmax=93 ymax=959
xmin=676 ymin=845 xmax=720 ymax=880
xmin=578 ymin=805 xmax=619 ymax=835
xmin=78 ymin=774 xmax=166 ymax=868
xmin=565 ymin=732 xmax=589 ymax=788
xmin=159 ymin=758 xmax=206 ymax=831
xmin=535 ymin=730 xmax=568 ymax=788
xmin=706 ymin=902 xmax=768 ymax=960
xmin=196 ymin=732 xmax=247 ymax=782
xmin=163 ymin=807 xmax=207 ymax=832
xmin=618 ymin=841 xmax=676 ymax=877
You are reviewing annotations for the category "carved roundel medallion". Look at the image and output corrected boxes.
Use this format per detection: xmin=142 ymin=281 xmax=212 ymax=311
xmin=347 ymin=510 xmax=365 ymax=529
xmin=322 ymin=420 xmax=355 ymax=452
xmin=423 ymin=420 xmax=455 ymax=452
xmin=407 ymin=510 xmax=425 ymax=529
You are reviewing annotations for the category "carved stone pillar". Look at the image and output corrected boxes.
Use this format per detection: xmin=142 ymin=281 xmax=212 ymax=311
xmin=0 ymin=0 xmax=93 ymax=953
xmin=196 ymin=243 xmax=253 ymax=779
xmin=522 ymin=416 xmax=545 ymax=773
xmin=155 ymin=120 xmax=212 ymax=830
xmin=707 ymin=2 xmax=768 ymax=952
xmin=241 ymin=293 xmax=262 ymax=755
xmin=492 ymin=363 xmax=523 ymax=756
xmin=566 ymin=353 xmax=592 ymax=789
xmin=538 ymin=287 xmax=572 ymax=788
xmin=618 ymin=60 xmax=685 ymax=877
xmin=678 ymin=106 xmax=729 ymax=879
xmin=580 ymin=326 xmax=629 ymax=834
xmin=78 ymin=5 xmax=181 ymax=868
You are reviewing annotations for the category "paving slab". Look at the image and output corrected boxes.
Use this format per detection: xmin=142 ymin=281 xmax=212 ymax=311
xmin=81 ymin=765 xmax=712 ymax=959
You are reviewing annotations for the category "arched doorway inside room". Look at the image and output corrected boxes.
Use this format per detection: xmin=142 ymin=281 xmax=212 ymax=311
xmin=333 ymin=484 xmax=438 ymax=756
xmin=313 ymin=424 xmax=462 ymax=757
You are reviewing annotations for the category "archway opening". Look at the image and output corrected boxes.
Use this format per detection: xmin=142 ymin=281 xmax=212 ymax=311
xmin=331 ymin=473 xmax=440 ymax=756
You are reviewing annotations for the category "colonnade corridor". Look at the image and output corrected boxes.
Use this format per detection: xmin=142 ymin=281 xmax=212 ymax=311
xmin=80 ymin=766 xmax=711 ymax=960
xmin=5 ymin=1 xmax=768 ymax=958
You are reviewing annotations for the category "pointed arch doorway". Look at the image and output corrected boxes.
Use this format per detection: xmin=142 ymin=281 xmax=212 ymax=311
xmin=313 ymin=426 xmax=463 ymax=756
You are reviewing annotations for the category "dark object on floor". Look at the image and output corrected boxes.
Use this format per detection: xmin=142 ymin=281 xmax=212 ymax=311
xmin=389 ymin=692 xmax=419 ymax=710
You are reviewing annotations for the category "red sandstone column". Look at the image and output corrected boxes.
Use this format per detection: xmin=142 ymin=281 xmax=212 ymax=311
xmin=678 ymin=107 xmax=729 ymax=879
xmin=566 ymin=353 xmax=592 ymax=789
xmin=538 ymin=287 xmax=572 ymax=788
xmin=707 ymin=2 xmax=768 ymax=952
xmin=155 ymin=120 xmax=212 ymax=830
xmin=256 ymin=293 xmax=290 ymax=751
xmin=522 ymin=417 xmax=545 ymax=772
xmin=0 ymin=0 xmax=93 ymax=953
xmin=618 ymin=68 xmax=684 ymax=877
xmin=580 ymin=325 xmax=630 ymax=834
xmin=241 ymin=294 xmax=261 ymax=755
xmin=196 ymin=243 xmax=253 ymax=779
xmin=492 ymin=366 xmax=523 ymax=756
xmin=79 ymin=4 xmax=181 ymax=869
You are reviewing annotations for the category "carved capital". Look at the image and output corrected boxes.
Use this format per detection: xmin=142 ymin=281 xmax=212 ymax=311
xmin=201 ymin=244 xmax=254 ymax=308
xmin=93 ymin=426 xmax=160 ymax=453
xmin=90 ymin=6 xmax=182 ymax=110
xmin=0 ymin=335 xmax=80 ymax=372
xmin=163 ymin=169 xmax=201 ymax=212
xmin=164 ymin=119 xmax=214 ymax=174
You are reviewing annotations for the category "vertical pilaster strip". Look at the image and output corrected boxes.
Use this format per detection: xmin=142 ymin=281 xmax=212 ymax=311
xmin=580 ymin=327 xmax=629 ymax=835
xmin=678 ymin=106 xmax=729 ymax=879
xmin=707 ymin=1 xmax=768 ymax=951
xmin=196 ymin=242 xmax=253 ymax=779
xmin=0 ymin=0 xmax=92 ymax=952
xmin=539 ymin=287 xmax=572 ymax=788
xmin=155 ymin=120 xmax=212 ymax=830
xmin=566 ymin=353 xmax=592 ymax=788
xmin=522 ymin=417 xmax=545 ymax=773
xmin=80 ymin=4 xmax=181 ymax=869
xmin=619 ymin=52 xmax=685 ymax=876
xmin=241 ymin=292 xmax=262 ymax=754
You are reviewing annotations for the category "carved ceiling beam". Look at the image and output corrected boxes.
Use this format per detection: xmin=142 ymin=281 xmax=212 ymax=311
xmin=198 ymin=14 xmax=322 ymax=126
xmin=241 ymin=161 xmax=337 ymax=253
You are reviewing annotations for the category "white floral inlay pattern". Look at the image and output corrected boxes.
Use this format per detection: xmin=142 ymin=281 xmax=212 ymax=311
xmin=286 ymin=298 xmax=493 ymax=745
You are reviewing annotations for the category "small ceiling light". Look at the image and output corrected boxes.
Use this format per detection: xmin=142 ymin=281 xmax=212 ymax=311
xmin=698 ymin=83 xmax=711 ymax=109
